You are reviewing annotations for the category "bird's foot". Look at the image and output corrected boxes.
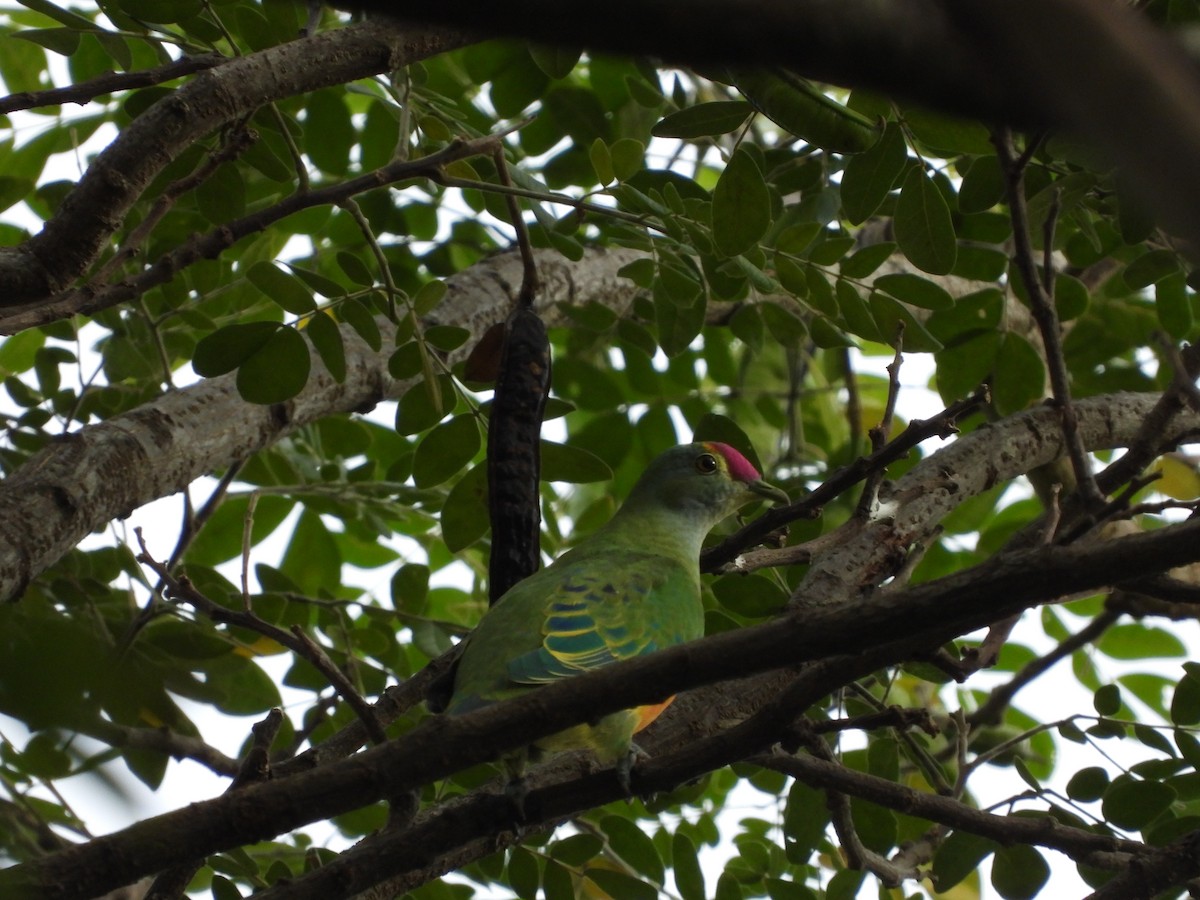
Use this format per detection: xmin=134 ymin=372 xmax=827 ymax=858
xmin=615 ymin=743 xmax=650 ymax=797
xmin=503 ymin=774 xmax=530 ymax=826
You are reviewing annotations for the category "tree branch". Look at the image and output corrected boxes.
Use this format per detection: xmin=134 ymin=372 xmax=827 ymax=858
xmin=0 ymin=21 xmax=469 ymax=307
xmin=10 ymin=509 xmax=1200 ymax=898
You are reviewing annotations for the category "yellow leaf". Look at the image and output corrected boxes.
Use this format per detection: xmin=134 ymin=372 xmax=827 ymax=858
xmin=1152 ymin=454 xmax=1200 ymax=500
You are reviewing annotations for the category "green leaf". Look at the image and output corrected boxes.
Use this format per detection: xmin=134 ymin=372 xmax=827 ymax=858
xmin=395 ymin=376 xmax=452 ymax=435
xmin=196 ymin=163 xmax=246 ymax=224
xmin=116 ymin=0 xmax=203 ymax=22
xmin=1094 ymin=683 xmax=1122 ymax=716
xmin=935 ymin=331 xmax=1001 ymax=404
xmin=279 ymin=510 xmax=341 ymax=596
xmin=873 ymin=272 xmax=954 ymax=310
xmin=542 ymin=860 xmax=575 ymax=900
xmin=1102 ymin=777 xmax=1176 ymax=830
xmin=601 ymin=815 xmax=664 ymax=883
xmin=868 ymin=293 xmax=943 ymax=352
xmin=549 ymin=834 xmax=604 ymax=866
xmin=841 ymin=122 xmax=906 ymax=224
xmin=306 ymin=311 xmax=346 ymax=382
xmin=932 ymin=830 xmax=997 ymax=891
xmin=894 ymin=167 xmax=957 ymax=275
xmin=587 ymin=869 xmax=659 ymax=900
xmin=507 ymin=847 xmax=540 ymax=900
xmin=248 ymin=261 xmax=315 ymax=315
xmin=340 ymin=298 xmax=382 ymax=351
xmin=783 ymin=779 xmax=831 ymax=857
xmin=337 ymin=251 xmax=374 ymax=286
xmin=303 ymin=89 xmax=355 ymax=176
xmin=959 ymin=155 xmax=1006 ymax=213
xmin=193 ymin=322 xmax=280 ymax=378
xmin=1157 ymin=271 xmax=1192 ymax=338
xmin=1123 ymin=248 xmax=1180 ymax=289
xmin=441 ymin=463 xmax=489 ymax=551
xmin=732 ymin=69 xmax=879 ymax=153
xmin=672 ymin=832 xmax=706 ymax=900
xmin=991 ymin=332 xmax=1045 ymax=416
xmin=0 ymin=330 xmax=45 ymax=376
xmin=413 ymin=279 xmax=447 ymax=316
xmin=712 ymin=147 xmax=771 ymax=258
xmin=236 ymin=325 xmax=311 ymax=404
xmin=839 ymin=242 xmax=896 ymax=278
xmin=540 ymin=440 xmax=612 ymax=483
xmin=610 ymin=138 xmax=645 ymax=181
xmin=652 ymin=101 xmax=754 ymax=139
xmin=391 ymin=563 xmax=430 ymax=615
xmin=590 ymin=137 xmax=614 ymax=185
xmin=413 ymin=415 xmax=481 ymax=488
xmin=528 ymin=44 xmax=580 ymax=79
xmin=14 ymin=27 xmax=81 ymax=55
xmin=1055 ymin=273 xmax=1091 ymax=321
xmin=1098 ymin=624 xmax=1187 ymax=660
xmin=991 ymin=844 xmax=1050 ymax=900
xmin=1171 ymin=669 xmax=1200 ymax=725
xmin=1066 ymin=766 xmax=1110 ymax=802
xmin=712 ymin=573 xmax=787 ymax=618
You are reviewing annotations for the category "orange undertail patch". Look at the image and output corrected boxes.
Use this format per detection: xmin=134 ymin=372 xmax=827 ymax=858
xmin=634 ymin=696 xmax=676 ymax=733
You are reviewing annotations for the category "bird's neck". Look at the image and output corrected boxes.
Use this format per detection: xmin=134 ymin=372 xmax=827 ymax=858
xmin=591 ymin=495 xmax=716 ymax=564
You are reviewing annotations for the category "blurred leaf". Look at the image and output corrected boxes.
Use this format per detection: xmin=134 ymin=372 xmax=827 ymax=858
xmin=236 ymin=325 xmax=311 ymax=404
xmin=932 ymin=829 xmax=997 ymax=890
xmin=413 ymin=415 xmax=481 ymax=488
xmin=1102 ymin=777 xmax=1176 ymax=830
xmin=841 ymin=122 xmax=906 ymax=224
xmin=991 ymin=333 xmax=1045 ymax=415
xmin=894 ymin=167 xmax=957 ymax=275
xmin=248 ymin=262 xmax=316 ymax=315
xmin=712 ymin=147 xmax=771 ymax=257
xmin=652 ymin=101 xmax=754 ymax=138
xmin=991 ymin=844 xmax=1050 ymax=900
xmin=672 ymin=832 xmax=706 ymax=900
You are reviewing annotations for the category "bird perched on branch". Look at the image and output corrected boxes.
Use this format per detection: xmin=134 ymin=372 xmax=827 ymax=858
xmin=444 ymin=441 xmax=789 ymax=790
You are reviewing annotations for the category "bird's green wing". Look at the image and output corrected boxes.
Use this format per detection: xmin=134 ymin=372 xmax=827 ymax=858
xmin=506 ymin=556 xmax=700 ymax=685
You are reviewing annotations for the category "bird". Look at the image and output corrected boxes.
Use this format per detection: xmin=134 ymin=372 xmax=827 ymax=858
xmin=443 ymin=441 xmax=789 ymax=792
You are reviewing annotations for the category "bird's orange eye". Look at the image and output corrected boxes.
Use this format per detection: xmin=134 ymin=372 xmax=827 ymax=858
xmin=695 ymin=453 xmax=719 ymax=474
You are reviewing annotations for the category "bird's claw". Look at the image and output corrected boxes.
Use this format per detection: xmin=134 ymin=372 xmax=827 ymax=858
xmin=615 ymin=742 xmax=650 ymax=796
xmin=503 ymin=774 xmax=530 ymax=825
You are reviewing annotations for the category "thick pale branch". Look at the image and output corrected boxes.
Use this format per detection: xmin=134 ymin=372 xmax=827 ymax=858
xmin=0 ymin=246 xmax=641 ymax=604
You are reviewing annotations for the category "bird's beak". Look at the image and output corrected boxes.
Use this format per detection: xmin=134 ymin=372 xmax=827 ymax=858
xmin=745 ymin=478 xmax=790 ymax=505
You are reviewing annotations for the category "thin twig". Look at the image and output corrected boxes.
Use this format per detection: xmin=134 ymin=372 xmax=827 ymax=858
xmin=0 ymin=131 xmax=516 ymax=332
xmin=993 ymin=127 xmax=1104 ymax=510
xmin=793 ymin=726 xmax=918 ymax=887
xmin=241 ymin=492 xmax=259 ymax=611
xmin=491 ymin=146 xmax=540 ymax=307
xmin=0 ymin=53 xmax=226 ymax=114
xmin=756 ymin=749 xmax=1142 ymax=869
xmin=967 ymin=608 xmax=1120 ymax=727
xmin=702 ymin=386 xmax=988 ymax=571
xmin=135 ymin=529 xmax=388 ymax=746
xmin=1096 ymin=342 xmax=1200 ymax=493
xmin=840 ymin=347 xmax=864 ymax=456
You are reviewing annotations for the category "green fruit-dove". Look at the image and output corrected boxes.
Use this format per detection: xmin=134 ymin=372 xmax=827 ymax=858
xmin=444 ymin=441 xmax=788 ymax=785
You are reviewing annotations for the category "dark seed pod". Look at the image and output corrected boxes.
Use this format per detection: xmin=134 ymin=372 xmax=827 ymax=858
xmin=487 ymin=306 xmax=551 ymax=605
